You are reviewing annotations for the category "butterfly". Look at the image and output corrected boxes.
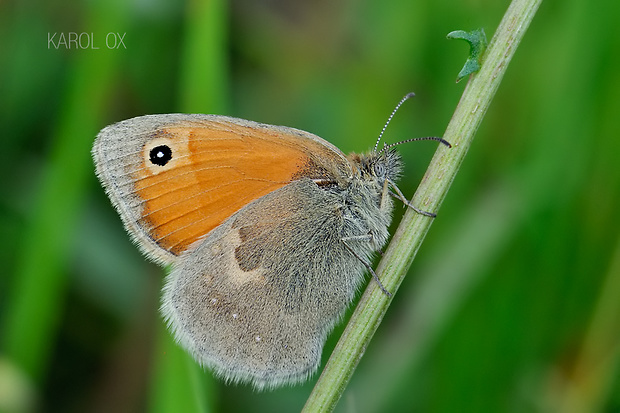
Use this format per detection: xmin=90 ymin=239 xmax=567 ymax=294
xmin=92 ymin=93 xmax=449 ymax=389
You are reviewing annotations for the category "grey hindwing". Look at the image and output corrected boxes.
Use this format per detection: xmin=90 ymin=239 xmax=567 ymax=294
xmin=161 ymin=178 xmax=378 ymax=388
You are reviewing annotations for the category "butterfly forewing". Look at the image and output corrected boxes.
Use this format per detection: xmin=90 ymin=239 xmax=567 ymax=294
xmin=93 ymin=114 xmax=350 ymax=262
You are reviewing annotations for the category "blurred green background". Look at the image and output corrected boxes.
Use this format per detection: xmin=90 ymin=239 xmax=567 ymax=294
xmin=1 ymin=0 xmax=619 ymax=412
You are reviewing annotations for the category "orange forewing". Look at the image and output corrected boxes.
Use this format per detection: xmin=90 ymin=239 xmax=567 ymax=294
xmin=131 ymin=120 xmax=340 ymax=256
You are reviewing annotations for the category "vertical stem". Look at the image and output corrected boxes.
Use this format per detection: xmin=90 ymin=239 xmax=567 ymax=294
xmin=302 ymin=0 xmax=543 ymax=411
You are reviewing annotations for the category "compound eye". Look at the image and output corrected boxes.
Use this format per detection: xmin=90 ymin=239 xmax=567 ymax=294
xmin=373 ymin=162 xmax=386 ymax=177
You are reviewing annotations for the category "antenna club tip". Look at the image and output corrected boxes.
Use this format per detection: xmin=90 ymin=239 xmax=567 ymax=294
xmin=404 ymin=92 xmax=416 ymax=99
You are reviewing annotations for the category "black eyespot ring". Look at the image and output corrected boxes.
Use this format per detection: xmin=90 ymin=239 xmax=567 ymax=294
xmin=149 ymin=145 xmax=172 ymax=166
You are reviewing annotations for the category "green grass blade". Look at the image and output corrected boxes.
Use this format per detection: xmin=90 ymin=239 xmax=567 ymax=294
xmin=302 ymin=0 xmax=543 ymax=410
xmin=1 ymin=1 xmax=130 ymax=382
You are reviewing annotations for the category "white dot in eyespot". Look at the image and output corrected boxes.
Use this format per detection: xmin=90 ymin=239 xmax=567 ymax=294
xmin=210 ymin=298 xmax=218 ymax=304
xmin=232 ymin=313 xmax=238 ymax=319
xmin=255 ymin=335 xmax=261 ymax=342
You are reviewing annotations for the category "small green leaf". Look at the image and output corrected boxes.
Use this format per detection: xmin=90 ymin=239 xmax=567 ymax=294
xmin=447 ymin=28 xmax=488 ymax=82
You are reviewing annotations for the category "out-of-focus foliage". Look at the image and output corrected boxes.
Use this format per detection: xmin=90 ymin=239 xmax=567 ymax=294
xmin=1 ymin=0 xmax=619 ymax=412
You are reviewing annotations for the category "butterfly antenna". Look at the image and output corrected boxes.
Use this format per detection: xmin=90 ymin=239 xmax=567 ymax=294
xmin=381 ymin=136 xmax=452 ymax=154
xmin=373 ymin=92 xmax=416 ymax=152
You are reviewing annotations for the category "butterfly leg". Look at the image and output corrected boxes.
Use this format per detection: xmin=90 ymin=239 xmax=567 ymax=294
xmin=387 ymin=179 xmax=437 ymax=218
xmin=341 ymin=235 xmax=392 ymax=297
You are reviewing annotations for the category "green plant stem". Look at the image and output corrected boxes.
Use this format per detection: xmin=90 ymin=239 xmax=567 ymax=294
xmin=178 ymin=0 xmax=229 ymax=114
xmin=302 ymin=0 xmax=543 ymax=410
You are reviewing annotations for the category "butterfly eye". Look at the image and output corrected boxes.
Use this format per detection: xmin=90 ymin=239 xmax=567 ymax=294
xmin=373 ymin=162 xmax=386 ymax=178
xmin=149 ymin=145 xmax=173 ymax=166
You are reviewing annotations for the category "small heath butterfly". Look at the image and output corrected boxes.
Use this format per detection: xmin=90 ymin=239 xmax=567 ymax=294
xmin=92 ymin=94 xmax=449 ymax=389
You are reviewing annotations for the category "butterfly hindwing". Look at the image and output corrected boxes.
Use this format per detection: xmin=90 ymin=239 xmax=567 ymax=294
xmin=161 ymin=178 xmax=370 ymax=389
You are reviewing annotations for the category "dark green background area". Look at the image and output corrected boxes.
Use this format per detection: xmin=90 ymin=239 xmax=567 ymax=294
xmin=1 ymin=0 xmax=619 ymax=412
